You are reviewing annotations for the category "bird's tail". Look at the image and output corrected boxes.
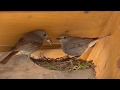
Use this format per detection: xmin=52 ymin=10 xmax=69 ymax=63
xmin=93 ymin=35 xmax=111 ymax=40
xmin=0 ymin=51 xmax=19 ymax=64
xmin=88 ymin=35 xmax=111 ymax=48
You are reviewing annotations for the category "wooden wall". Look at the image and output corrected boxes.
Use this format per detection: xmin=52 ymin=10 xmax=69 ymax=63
xmin=87 ymin=12 xmax=120 ymax=78
xmin=1 ymin=11 xmax=120 ymax=78
xmin=0 ymin=11 xmax=112 ymax=50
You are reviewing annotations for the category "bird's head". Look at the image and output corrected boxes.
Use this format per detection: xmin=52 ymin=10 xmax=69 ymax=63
xmin=56 ymin=34 xmax=71 ymax=43
xmin=34 ymin=30 xmax=52 ymax=45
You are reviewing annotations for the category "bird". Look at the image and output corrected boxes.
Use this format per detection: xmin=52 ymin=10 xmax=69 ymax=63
xmin=56 ymin=34 xmax=100 ymax=57
xmin=0 ymin=29 xmax=52 ymax=64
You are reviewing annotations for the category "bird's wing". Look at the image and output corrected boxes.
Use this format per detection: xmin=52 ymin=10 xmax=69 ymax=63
xmin=12 ymin=36 xmax=43 ymax=50
xmin=66 ymin=38 xmax=95 ymax=50
xmin=12 ymin=38 xmax=30 ymax=50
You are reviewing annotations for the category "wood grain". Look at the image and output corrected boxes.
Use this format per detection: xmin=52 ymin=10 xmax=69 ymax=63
xmin=87 ymin=12 xmax=120 ymax=79
xmin=1 ymin=11 xmax=120 ymax=79
xmin=0 ymin=11 xmax=112 ymax=51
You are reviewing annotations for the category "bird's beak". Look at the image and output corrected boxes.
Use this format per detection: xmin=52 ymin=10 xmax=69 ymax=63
xmin=46 ymin=38 xmax=52 ymax=46
xmin=56 ymin=37 xmax=61 ymax=40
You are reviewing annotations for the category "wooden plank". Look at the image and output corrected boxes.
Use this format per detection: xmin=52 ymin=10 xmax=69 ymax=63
xmin=87 ymin=11 xmax=120 ymax=79
xmin=0 ymin=11 xmax=112 ymax=51
xmin=2 ymin=11 xmax=119 ymax=79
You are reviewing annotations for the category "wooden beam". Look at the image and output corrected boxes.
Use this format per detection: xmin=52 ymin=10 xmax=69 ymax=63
xmin=87 ymin=11 xmax=120 ymax=79
xmin=0 ymin=11 xmax=112 ymax=51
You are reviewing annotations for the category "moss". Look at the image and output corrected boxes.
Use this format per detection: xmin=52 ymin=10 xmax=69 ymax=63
xmin=30 ymin=55 xmax=95 ymax=72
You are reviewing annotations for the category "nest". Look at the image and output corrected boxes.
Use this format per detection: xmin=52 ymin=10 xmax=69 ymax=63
xmin=30 ymin=54 xmax=96 ymax=73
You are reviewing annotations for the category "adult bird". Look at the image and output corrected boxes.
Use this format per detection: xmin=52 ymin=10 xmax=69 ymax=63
xmin=56 ymin=34 xmax=99 ymax=57
xmin=0 ymin=29 xmax=52 ymax=64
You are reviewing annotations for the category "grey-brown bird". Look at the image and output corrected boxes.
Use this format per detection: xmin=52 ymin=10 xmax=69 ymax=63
xmin=56 ymin=34 xmax=98 ymax=57
xmin=0 ymin=29 xmax=52 ymax=64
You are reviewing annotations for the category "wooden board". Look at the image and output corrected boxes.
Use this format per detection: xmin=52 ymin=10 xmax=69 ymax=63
xmin=0 ymin=11 xmax=112 ymax=51
xmin=1 ymin=11 xmax=120 ymax=79
xmin=87 ymin=12 xmax=120 ymax=79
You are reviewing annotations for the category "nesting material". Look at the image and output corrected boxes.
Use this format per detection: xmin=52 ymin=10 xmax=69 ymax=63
xmin=30 ymin=54 xmax=96 ymax=73
xmin=0 ymin=52 xmax=96 ymax=79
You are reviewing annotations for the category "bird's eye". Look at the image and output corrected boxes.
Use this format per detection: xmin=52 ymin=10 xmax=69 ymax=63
xmin=44 ymin=33 xmax=46 ymax=36
xmin=64 ymin=36 xmax=67 ymax=39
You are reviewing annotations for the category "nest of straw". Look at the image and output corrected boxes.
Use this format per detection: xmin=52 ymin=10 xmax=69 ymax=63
xmin=30 ymin=54 xmax=96 ymax=73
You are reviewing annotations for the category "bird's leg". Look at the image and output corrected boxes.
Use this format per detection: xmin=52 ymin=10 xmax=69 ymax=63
xmin=26 ymin=54 xmax=34 ymax=60
xmin=26 ymin=54 xmax=30 ymax=58
xmin=25 ymin=54 xmax=37 ymax=66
